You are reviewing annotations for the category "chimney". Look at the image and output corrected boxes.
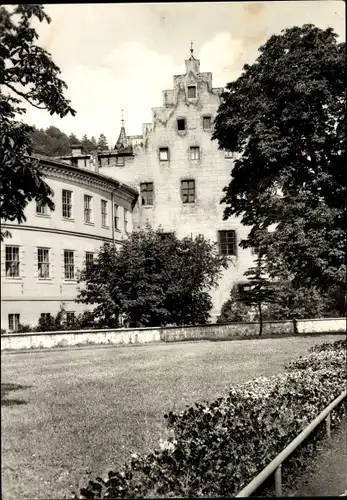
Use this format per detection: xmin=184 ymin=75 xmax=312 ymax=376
xmin=71 ymin=144 xmax=83 ymax=156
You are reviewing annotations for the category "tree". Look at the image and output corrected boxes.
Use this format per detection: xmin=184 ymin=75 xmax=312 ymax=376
xmin=69 ymin=133 xmax=80 ymax=146
xmin=97 ymin=133 xmax=109 ymax=150
xmin=212 ymin=24 xmax=346 ymax=292
xmin=82 ymin=134 xmax=97 ymax=154
xmin=217 ymin=288 xmax=255 ymax=323
xmin=77 ymin=225 xmax=228 ymax=327
xmin=238 ymin=255 xmax=278 ymax=335
xmin=0 ymin=4 xmax=75 ymax=240
xmin=263 ymin=276 xmax=346 ymax=320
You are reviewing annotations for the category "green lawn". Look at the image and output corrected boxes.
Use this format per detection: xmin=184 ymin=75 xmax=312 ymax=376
xmin=1 ymin=334 xmax=345 ymax=499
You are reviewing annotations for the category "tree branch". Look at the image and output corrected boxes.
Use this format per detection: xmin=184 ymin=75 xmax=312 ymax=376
xmin=4 ymin=82 xmax=48 ymax=110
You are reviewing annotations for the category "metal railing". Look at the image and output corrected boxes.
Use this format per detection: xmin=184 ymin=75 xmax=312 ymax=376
xmin=235 ymin=390 xmax=347 ymax=497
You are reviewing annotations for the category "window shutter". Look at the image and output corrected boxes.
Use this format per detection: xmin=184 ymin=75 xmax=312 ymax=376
xmin=50 ymin=248 xmax=54 ymax=279
xmin=61 ymin=249 xmax=65 ymax=279
xmin=34 ymin=248 xmax=38 ymax=279
xmin=20 ymin=247 xmax=26 ymax=278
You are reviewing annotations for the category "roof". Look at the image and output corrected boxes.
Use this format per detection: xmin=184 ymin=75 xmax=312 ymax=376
xmin=31 ymin=154 xmax=138 ymax=198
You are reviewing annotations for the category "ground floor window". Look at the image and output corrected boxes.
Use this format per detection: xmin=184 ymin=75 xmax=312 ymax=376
xmin=66 ymin=312 xmax=75 ymax=327
xmin=8 ymin=314 xmax=20 ymax=332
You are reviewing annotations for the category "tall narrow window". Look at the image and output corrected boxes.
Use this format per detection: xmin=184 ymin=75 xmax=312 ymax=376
xmin=188 ymin=86 xmax=196 ymax=98
xmin=85 ymin=252 xmax=94 ymax=271
xmin=203 ymin=116 xmax=212 ymax=130
xmin=62 ymin=190 xmax=72 ymax=219
xmin=84 ymin=195 xmax=93 ymax=223
xmin=8 ymin=314 xmax=20 ymax=332
xmin=40 ymin=313 xmax=51 ymax=322
xmin=66 ymin=312 xmax=75 ymax=327
xmin=114 ymin=204 xmax=120 ymax=230
xmin=190 ymin=147 xmax=200 ymax=160
xmin=177 ymin=118 xmax=186 ymax=131
xmin=159 ymin=148 xmax=169 ymax=161
xmin=38 ymin=248 xmax=50 ymax=279
xmin=5 ymin=246 xmax=20 ymax=277
xmin=64 ymin=250 xmax=75 ymax=279
xmin=140 ymin=183 xmax=154 ymax=206
xmin=36 ymin=201 xmax=48 ymax=215
xmin=218 ymin=230 xmax=237 ymax=256
xmin=181 ymin=180 xmax=196 ymax=204
xmin=124 ymin=209 xmax=128 ymax=232
xmin=101 ymin=200 xmax=108 ymax=227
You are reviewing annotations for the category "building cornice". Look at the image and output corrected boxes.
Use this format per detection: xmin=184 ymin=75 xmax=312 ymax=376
xmin=32 ymin=155 xmax=138 ymax=201
xmin=1 ymin=223 xmax=124 ymax=244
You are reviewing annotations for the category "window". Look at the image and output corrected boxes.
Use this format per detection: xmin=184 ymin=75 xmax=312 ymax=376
xmin=85 ymin=252 xmax=94 ymax=271
xmin=101 ymin=200 xmax=108 ymax=227
xmin=116 ymin=156 xmax=125 ymax=166
xmin=124 ymin=209 xmax=128 ymax=232
xmin=188 ymin=86 xmax=196 ymax=99
xmin=225 ymin=150 xmax=235 ymax=159
xmin=190 ymin=147 xmax=200 ymax=160
xmin=181 ymin=180 xmax=196 ymax=204
xmin=38 ymin=248 xmax=50 ymax=279
xmin=177 ymin=118 xmax=186 ymax=131
xmin=5 ymin=246 xmax=20 ymax=277
xmin=84 ymin=195 xmax=93 ymax=223
xmin=8 ymin=314 xmax=20 ymax=332
xmin=64 ymin=250 xmax=75 ymax=279
xmin=159 ymin=148 xmax=169 ymax=161
xmin=203 ymin=116 xmax=212 ymax=130
xmin=36 ymin=201 xmax=48 ymax=215
xmin=218 ymin=230 xmax=237 ymax=256
xmin=140 ymin=183 xmax=154 ymax=206
xmin=159 ymin=232 xmax=174 ymax=240
xmin=62 ymin=190 xmax=73 ymax=219
xmin=114 ymin=204 xmax=120 ymax=230
xmin=40 ymin=313 xmax=53 ymax=329
xmin=237 ymin=283 xmax=252 ymax=294
xmin=66 ymin=312 xmax=75 ymax=327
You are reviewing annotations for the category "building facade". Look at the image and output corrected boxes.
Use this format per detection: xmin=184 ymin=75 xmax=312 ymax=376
xmin=1 ymin=155 xmax=137 ymax=331
xmin=98 ymin=52 xmax=255 ymax=320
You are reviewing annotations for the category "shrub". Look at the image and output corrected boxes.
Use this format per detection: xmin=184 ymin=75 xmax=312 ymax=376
xmin=309 ymin=338 xmax=346 ymax=353
xmin=78 ymin=343 xmax=346 ymax=499
xmin=16 ymin=323 xmax=35 ymax=333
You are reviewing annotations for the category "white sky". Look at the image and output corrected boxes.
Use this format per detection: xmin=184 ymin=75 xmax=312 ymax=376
xmin=19 ymin=1 xmax=345 ymax=147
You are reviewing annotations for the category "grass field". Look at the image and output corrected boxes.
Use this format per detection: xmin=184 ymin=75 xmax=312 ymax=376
xmin=1 ymin=334 xmax=345 ymax=500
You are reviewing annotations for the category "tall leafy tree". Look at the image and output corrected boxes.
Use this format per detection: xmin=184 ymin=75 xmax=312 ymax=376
xmin=238 ymin=255 xmax=278 ymax=335
xmin=82 ymin=134 xmax=97 ymax=154
xmin=68 ymin=132 xmax=80 ymax=146
xmin=212 ymin=24 xmax=346 ymax=291
xmin=0 ymin=4 xmax=75 ymax=240
xmin=97 ymin=133 xmax=109 ymax=150
xmin=77 ymin=225 xmax=228 ymax=327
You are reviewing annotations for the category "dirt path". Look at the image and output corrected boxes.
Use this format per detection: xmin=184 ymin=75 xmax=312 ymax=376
xmin=287 ymin=421 xmax=347 ymax=496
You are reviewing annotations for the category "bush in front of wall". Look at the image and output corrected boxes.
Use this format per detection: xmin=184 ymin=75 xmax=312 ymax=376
xmin=78 ymin=341 xmax=346 ymax=499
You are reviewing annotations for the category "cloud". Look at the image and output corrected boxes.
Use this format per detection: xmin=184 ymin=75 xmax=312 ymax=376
xmin=198 ymin=33 xmax=249 ymax=87
xmin=22 ymin=41 xmax=184 ymax=145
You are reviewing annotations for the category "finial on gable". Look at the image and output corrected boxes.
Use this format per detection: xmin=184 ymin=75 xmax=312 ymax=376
xmin=189 ymin=40 xmax=195 ymax=60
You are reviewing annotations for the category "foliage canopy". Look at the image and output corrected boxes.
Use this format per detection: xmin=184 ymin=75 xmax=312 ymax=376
xmin=0 ymin=4 xmax=75 ymax=240
xmin=77 ymin=225 xmax=228 ymax=327
xmin=212 ymin=24 xmax=346 ymax=290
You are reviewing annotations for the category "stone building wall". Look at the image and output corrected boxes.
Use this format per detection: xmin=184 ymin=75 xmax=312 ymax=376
xmin=99 ymin=55 xmax=255 ymax=320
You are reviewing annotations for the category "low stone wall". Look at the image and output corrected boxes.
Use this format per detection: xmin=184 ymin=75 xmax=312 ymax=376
xmin=297 ymin=317 xmax=346 ymax=334
xmin=1 ymin=317 xmax=345 ymax=351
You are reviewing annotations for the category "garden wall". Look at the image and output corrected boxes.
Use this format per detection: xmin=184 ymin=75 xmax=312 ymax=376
xmin=1 ymin=317 xmax=345 ymax=351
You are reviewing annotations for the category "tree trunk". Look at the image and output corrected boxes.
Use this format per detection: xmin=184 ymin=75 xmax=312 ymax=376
xmin=258 ymin=298 xmax=263 ymax=336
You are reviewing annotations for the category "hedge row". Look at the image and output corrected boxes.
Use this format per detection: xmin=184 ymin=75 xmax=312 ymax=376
xmin=79 ymin=340 xmax=346 ymax=499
